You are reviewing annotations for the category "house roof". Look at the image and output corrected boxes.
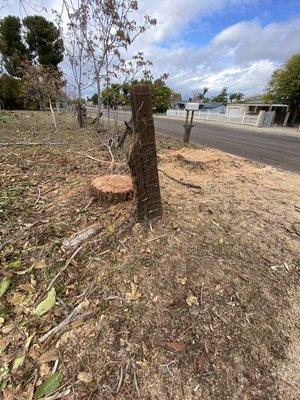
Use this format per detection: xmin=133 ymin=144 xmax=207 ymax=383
xmin=203 ymin=102 xmax=226 ymax=107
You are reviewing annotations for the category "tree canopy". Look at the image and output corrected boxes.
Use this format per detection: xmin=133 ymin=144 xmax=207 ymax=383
xmin=265 ymin=54 xmax=300 ymax=107
xmin=265 ymin=54 xmax=300 ymax=125
xmin=0 ymin=16 xmax=29 ymax=76
xmin=100 ymin=77 xmax=174 ymax=113
xmin=0 ymin=14 xmax=64 ymax=76
xmin=23 ymin=15 xmax=64 ymax=68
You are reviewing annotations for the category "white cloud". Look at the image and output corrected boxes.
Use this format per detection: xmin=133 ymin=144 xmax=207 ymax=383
xmin=141 ymin=16 xmax=300 ymax=97
xmin=213 ymin=18 xmax=300 ymax=63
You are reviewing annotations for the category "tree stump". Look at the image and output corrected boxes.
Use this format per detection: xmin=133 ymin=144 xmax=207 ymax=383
xmin=129 ymin=84 xmax=162 ymax=221
xmin=90 ymin=174 xmax=133 ymax=203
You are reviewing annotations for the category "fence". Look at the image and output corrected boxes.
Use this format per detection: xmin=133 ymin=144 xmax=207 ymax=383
xmin=166 ymin=109 xmax=259 ymax=126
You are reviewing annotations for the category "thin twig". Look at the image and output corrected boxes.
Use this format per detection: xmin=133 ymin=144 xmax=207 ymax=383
xmin=34 ymin=187 xmax=41 ymax=206
xmin=145 ymin=234 xmax=167 ymax=244
xmin=39 ymin=303 xmax=92 ymax=343
xmin=79 ymin=196 xmax=95 ymax=213
xmin=43 ymin=388 xmax=71 ymax=400
xmin=116 ymin=367 xmax=123 ymax=393
xmin=47 ymin=245 xmax=83 ymax=291
xmin=133 ymin=372 xmax=141 ymax=398
xmin=52 ymin=359 xmax=59 ymax=374
xmin=158 ymin=169 xmax=204 ymax=190
xmin=76 ymin=152 xmax=111 ymax=164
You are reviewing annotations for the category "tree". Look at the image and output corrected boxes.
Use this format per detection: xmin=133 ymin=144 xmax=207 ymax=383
xmin=101 ymin=83 xmax=124 ymax=108
xmin=212 ymin=86 xmax=228 ymax=103
xmin=19 ymin=61 xmax=64 ymax=110
xmin=265 ymin=54 xmax=300 ymax=126
xmin=90 ymin=93 xmax=98 ymax=105
xmin=63 ymin=0 xmax=156 ymax=126
xmin=0 ymin=16 xmax=29 ymax=76
xmin=170 ymin=91 xmax=182 ymax=108
xmin=23 ymin=15 xmax=64 ymax=69
xmin=0 ymin=73 xmax=23 ymax=109
xmin=229 ymin=92 xmax=244 ymax=103
xmin=193 ymin=87 xmax=209 ymax=102
xmin=151 ymin=78 xmax=172 ymax=113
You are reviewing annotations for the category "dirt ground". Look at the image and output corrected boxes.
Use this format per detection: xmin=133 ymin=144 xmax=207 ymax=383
xmin=0 ymin=110 xmax=299 ymax=399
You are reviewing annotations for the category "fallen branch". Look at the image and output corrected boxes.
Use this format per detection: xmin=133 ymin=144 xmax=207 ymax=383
xmin=39 ymin=301 xmax=92 ymax=343
xmin=62 ymin=224 xmax=102 ymax=250
xmin=76 ymin=152 xmax=112 ymax=164
xmin=158 ymin=169 xmax=204 ymax=190
xmin=0 ymin=142 xmax=67 ymax=147
xmin=76 ymin=152 xmax=122 ymax=169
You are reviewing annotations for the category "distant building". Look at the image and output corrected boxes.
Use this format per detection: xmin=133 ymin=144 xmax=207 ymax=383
xmin=176 ymin=102 xmax=226 ymax=113
xmin=226 ymin=101 xmax=289 ymax=126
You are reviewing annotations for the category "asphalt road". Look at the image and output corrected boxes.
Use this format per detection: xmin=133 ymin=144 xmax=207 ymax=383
xmin=106 ymin=111 xmax=300 ymax=173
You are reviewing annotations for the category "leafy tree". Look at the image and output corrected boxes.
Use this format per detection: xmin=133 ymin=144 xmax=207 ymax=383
xmin=90 ymin=93 xmax=98 ymax=105
xmin=212 ymin=86 xmax=228 ymax=103
xmin=101 ymin=83 xmax=124 ymax=108
xmin=193 ymin=87 xmax=209 ymax=102
xmin=170 ymin=91 xmax=182 ymax=107
xmin=151 ymin=78 xmax=172 ymax=113
xmin=0 ymin=73 xmax=23 ymax=109
xmin=19 ymin=61 xmax=64 ymax=110
xmin=23 ymin=15 xmax=64 ymax=68
xmin=265 ymin=54 xmax=300 ymax=125
xmin=0 ymin=16 xmax=29 ymax=76
xmin=229 ymin=92 xmax=245 ymax=103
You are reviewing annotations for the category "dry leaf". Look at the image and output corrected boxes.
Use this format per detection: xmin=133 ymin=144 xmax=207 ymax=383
xmin=176 ymin=276 xmax=187 ymax=286
xmin=186 ymin=295 xmax=199 ymax=307
xmin=77 ymin=371 xmax=93 ymax=383
xmin=126 ymin=282 xmax=141 ymax=301
xmin=195 ymin=353 xmax=206 ymax=374
xmin=2 ymin=324 xmax=15 ymax=334
xmin=34 ymin=260 xmax=46 ymax=269
xmin=163 ymin=341 xmax=186 ymax=352
xmin=38 ymin=349 xmax=60 ymax=364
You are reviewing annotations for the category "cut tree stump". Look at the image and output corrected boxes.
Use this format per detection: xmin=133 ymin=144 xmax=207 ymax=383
xmin=90 ymin=174 xmax=133 ymax=203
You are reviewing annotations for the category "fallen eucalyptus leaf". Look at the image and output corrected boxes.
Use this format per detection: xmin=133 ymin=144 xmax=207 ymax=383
xmin=162 ymin=341 xmax=186 ymax=352
xmin=186 ymin=295 xmax=199 ymax=307
xmin=0 ymin=277 xmax=11 ymax=298
xmin=34 ymin=371 xmax=63 ymax=399
xmin=34 ymin=260 xmax=46 ymax=269
xmin=6 ymin=260 xmax=22 ymax=270
xmin=12 ymin=355 xmax=25 ymax=371
xmin=126 ymin=282 xmax=141 ymax=301
xmin=33 ymin=288 xmax=56 ymax=317
xmin=24 ymin=334 xmax=35 ymax=350
xmin=176 ymin=276 xmax=187 ymax=286
xmin=77 ymin=371 xmax=93 ymax=383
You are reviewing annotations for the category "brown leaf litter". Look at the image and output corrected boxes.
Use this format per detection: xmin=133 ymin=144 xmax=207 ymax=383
xmin=0 ymin=110 xmax=299 ymax=399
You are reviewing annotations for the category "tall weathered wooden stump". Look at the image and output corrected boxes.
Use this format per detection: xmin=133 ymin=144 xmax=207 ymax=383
xmin=129 ymin=84 xmax=162 ymax=221
xmin=183 ymin=124 xmax=194 ymax=143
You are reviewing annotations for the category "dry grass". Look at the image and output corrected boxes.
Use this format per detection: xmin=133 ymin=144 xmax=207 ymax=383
xmin=0 ymin=110 xmax=299 ymax=400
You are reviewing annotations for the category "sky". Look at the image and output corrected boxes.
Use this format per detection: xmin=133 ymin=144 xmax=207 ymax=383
xmin=1 ymin=0 xmax=300 ymax=98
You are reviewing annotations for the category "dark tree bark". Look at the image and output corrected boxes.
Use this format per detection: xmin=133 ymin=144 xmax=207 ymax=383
xmin=129 ymin=84 xmax=162 ymax=221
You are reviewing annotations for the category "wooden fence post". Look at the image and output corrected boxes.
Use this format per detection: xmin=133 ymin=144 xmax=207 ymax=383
xmin=129 ymin=84 xmax=162 ymax=221
xmin=183 ymin=110 xmax=195 ymax=143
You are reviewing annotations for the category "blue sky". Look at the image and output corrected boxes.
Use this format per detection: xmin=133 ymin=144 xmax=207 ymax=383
xmin=181 ymin=0 xmax=300 ymax=46
xmin=2 ymin=0 xmax=300 ymax=98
